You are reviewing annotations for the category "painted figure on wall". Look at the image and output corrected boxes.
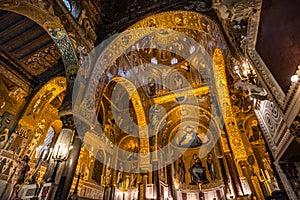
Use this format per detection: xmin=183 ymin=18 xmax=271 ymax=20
xmin=174 ymin=74 xmax=183 ymax=89
xmin=126 ymin=140 xmax=139 ymax=161
xmin=189 ymin=154 xmax=209 ymax=184
xmin=248 ymin=120 xmax=263 ymax=145
xmin=116 ymin=162 xmax=123 ymax=188
xmin=13 ymin=156 xmax=30 ymax=185
xmin=147 ymin=77 xmax=156 ymax=95
xmin=0 ymin=112 xmax=16 ymax=149
xmin=130 ymin=163 xmax=138 ymax=187
xmin=78 ymin=46 xmax=89 ymax=79
xmin=31 ymin=88 xmax=56 ymax=118
xmin=10 ymin=155 xmax=30 ymax=199
xmin=206 ymin=153 xmax=217 ymax=181
xmin=177 ymin=157 xmax=185 ymax=183
xmin=177 ymin=125 xmax=208 ymax=148
xmin=104 ymin=157 xmax=112 ymax=185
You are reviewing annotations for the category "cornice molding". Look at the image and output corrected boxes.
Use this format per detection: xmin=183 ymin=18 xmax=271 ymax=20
xmin=0 ymin=61 xmax=32 ymax=92
xmin=246 ymin=0 xmax=286 ymax=108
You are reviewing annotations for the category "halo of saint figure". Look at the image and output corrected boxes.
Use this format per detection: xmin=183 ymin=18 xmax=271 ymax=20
xmin=176 ymin=125 xmax=209 ymax=148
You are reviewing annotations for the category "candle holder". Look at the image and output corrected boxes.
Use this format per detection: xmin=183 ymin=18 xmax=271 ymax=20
xmin=48 ymin=143 xmax=72 ymax=183
xmin=233 ymin=59 xmax=257 ymax=84
xmin=73 ymin=172 xmax=84 ymax=196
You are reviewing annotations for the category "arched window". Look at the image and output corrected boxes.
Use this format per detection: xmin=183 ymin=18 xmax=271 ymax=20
xmin=63 ymin=0 xmax=72 ymax=11
xmin=62 ymin=0 xmax=81 ymax=19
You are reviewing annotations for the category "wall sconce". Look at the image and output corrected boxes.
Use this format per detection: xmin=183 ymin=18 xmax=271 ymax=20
xmin=233 ymin=59 xmax=256 ymax=84
xmin=48 ymin=143 xmax=73 ymax=183
xmin=291 ymin=74 xmax=300 ymax=83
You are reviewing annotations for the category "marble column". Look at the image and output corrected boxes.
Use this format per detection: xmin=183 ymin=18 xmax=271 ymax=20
xmin=218 ymin=157 xmax=231 ymax=196
xmin=166 ymin=164 xmax=175 ymax=198
xmin=153 ymin=161 xmax=160 ymax=199
xmin=54 ymin=115 xmax=82 ymax=200
xmin=138 ymin=174 xmax=148 ymax=200
xmin=224 ymin=153 xmax=243 ymax=196
xmin=239 ymin=160 xmax=263 ymax=198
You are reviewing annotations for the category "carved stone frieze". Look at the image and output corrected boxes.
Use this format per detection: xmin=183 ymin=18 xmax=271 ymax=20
xmin=253 ymin=99 xmax=295 ymax=159
xmin=213 ymin=0 xmax=261 ymax=57
xmin=245 ymin=0 xmax=287 ymax=108
xmin=234 ymin=81 xmax=268 ymax=101
xmin=283 ymin=66 xmax=300 ymax=118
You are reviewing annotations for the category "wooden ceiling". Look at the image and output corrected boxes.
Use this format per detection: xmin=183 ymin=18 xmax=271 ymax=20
xmin=0 ymin=10 xmax=64 ymax=86
xmin=256 ymin=0 xmax=300 ymax=93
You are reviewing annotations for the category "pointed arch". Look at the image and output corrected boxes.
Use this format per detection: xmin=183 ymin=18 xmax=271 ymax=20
xmin=19 ymin=77 xmax=66 ymax=129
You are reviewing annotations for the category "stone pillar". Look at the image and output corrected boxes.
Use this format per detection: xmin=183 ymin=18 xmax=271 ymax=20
xmin=239 ymin=161 xmax=264 ymax=199
xmin=54 ymin=115 xmax=82 ymax=200
xmin=166 ymin=164 xmax=175 ymax=198
xmin=109 ymin=186 xmax=115 ymax=200
xmin=224 ymin=153 xmax=243 ymax=196
xmin=218 ymin=157 xmax=231 ymax=196
xmin=152 ymin=161 xmax=160 ymax=199
xmin=138 ymin=174 xmax=148 ymax=200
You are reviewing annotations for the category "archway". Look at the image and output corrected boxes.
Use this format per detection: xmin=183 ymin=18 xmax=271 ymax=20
xmin=7 ymin=77 xmax=66 ymax=158
xmin=0 ymin=1 xmax=78 ymax=73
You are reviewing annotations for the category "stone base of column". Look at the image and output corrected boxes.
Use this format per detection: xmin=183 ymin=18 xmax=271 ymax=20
xmin=19 ymin=183 xmax=57 ymax=200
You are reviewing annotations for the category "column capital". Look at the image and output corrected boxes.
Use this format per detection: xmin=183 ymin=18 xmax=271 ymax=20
xmin=60 ymin=114 xmax=75 ymax=130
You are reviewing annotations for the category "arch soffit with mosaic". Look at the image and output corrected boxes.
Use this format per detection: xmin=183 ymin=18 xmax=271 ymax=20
xmin=102 ymin=79 xmax=133 ymax=110
xmin=82 ymin=11 xmax=231 ymax=119
xmin=212 ymin=48 xmax=248 ymax=161
xmin=100 ymin=77 xmax=148 ymax=140
xmin=19 ymin=76 xmax=67 ymax=129
xmin=109 ymin=77 xmax=149 ymax=154
xmin=0 ymin=1 xmax=79 ymax=76
xmin=89 ymin=10 xmax=232 ymax=125
xmin=82 ymin=76 xmax=149 ymax=170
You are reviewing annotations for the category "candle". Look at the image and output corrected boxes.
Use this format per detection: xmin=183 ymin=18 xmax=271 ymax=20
xmin=265 ymin=169 xmax=270 ymax=180
xmin=56 ymin=144 xmax=60 ymax=158
xmin=42 ymin=148 xmax=48 ymax=160
xmin=260 ymin=169 xmax=266 ymax=181
xmin=47 ymin=148 xmax=53 ymax=161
